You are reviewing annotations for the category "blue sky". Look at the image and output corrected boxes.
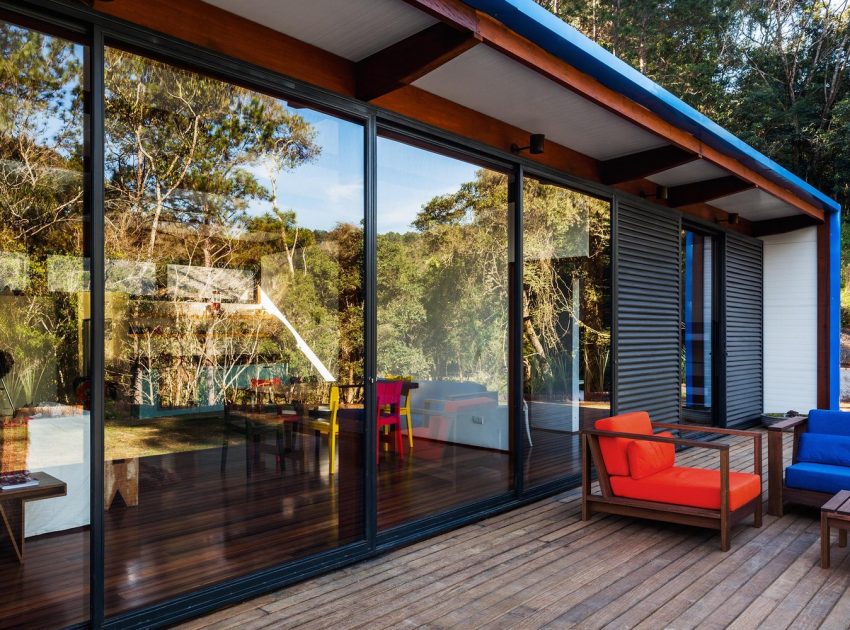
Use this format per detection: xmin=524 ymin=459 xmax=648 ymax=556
xmin=254 ymin=108 xmax=479 ymax=234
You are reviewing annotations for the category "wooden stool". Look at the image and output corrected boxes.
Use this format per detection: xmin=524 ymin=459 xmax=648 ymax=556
xmin=105 ymin=458 xmax=139 ymax=509
xmin=820 ymin=490 xmax=850 ymax=568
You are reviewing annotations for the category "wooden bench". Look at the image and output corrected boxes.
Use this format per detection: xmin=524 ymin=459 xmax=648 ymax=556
xmin=821 ymin=490 xmax=850 ymax=569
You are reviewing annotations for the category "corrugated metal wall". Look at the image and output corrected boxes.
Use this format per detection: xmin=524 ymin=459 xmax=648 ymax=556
xmin=723 ymin=232 xmax=764 ymax=426
xmin=613 ymin=200 xmax=682 ymax=423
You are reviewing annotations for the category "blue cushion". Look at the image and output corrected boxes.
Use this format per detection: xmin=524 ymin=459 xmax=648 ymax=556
xmin=807 ymin=409 xmax=850 ymax=436
xmin=797 ymin=433 xmax=850 ymax=467
xmin=786 ymin=462 xmax=850 ymax=495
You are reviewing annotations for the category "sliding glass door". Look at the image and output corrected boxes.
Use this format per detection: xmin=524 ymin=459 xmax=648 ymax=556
xmin=0 ymin=18 xmax=90 ymax=629
xmin=376 ymin=133 xmax=512 ymax=529
xmin=102 ymin=47 xmax=366 ymax=615
xmin=681 ymin=228 xmax=716 ymax=425
xmin=522 ymin=177 xmax=611 ymax=487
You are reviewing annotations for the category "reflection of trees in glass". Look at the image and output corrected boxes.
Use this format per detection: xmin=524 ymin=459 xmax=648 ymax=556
xmin=377 ymin=169 xmax=610 ymax=402
xmin=378 ymin=169 xmax=509 ymax=397
xmin=523 ymin=180 xmax=611 ymax=400
xmin=0 ymin=23 xmax=84 ymax=408
xmin=104 ymin=49 xmax=363 ymax=410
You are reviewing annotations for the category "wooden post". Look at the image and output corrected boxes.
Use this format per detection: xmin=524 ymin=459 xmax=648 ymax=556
xmin=821 ymin=511 xmax=831 ymax=569
xmin=720 ymin=448 xmax=730 ymax=551
xmin=753 ymin=432 xmax=763 ymax=527
xmin=767 ymin=429 xmax=784 ymax=516
xmin=581 ymin=433 xmax=590 ymax=521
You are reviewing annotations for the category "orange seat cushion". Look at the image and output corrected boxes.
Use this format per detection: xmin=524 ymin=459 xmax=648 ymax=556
xmin=627 ymin=432 xmax=675 ymax=479
xmin=595 ymin=412 xmax=653 ymax=476
xmin=609 ymin=466 xmax=761 ymax=511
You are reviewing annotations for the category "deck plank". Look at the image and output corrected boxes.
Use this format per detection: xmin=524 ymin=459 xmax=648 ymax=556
xmin=179 ymin=428 xmax=850 ymax=630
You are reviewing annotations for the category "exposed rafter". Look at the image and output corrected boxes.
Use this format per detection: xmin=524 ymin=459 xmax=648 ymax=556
xmin=667 ymin=176 xmax=753 ymax=207
xmin=600 ymin=145 xmax=698 ymax=185
xmin=356 ymin=23 xmax=480 ymax=101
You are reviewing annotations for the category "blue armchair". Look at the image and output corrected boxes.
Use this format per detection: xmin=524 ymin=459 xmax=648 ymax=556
xmin=768 ymin=409 xmax=850 ymax=516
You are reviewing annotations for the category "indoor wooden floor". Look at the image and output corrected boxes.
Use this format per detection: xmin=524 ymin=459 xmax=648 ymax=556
xmin=178 ymin=430 xmax=850 ymax=630
xmin=0 ymin=420 xmax=583 ymax=629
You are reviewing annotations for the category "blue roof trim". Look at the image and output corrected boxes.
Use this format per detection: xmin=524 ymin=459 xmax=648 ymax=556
xmin=466 ymin=0 xmax=841 ymax=213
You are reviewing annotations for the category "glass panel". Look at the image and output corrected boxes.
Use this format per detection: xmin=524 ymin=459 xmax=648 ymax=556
xmin=0 ymin=20 xmax=90 ymax=628
xmin=376 ymin=136 xmax=511 ymax=529
xmin=522 ymin=178 xmax=611 ymax=487
xmin=104 ymin=48 xmax=365 ymax=614
xmin=681 ymin=230 xmax=714 ymax=423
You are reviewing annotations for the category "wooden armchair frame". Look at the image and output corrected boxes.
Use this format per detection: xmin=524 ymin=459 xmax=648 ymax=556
xmin=766 ymin=416 xmax=832 ymax=516
xmin=581 ymin=423 xmax=762 ymax=551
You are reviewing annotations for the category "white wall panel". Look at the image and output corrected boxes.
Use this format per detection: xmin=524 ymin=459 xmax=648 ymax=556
xmin=761 ymin=227 xmax=818 ymax=412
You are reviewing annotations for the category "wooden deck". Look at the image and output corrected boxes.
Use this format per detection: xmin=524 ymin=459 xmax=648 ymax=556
xmin=177 ymin=429 xmax=850 ymax=630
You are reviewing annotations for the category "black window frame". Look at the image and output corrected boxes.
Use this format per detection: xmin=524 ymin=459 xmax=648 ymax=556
xmin=0 ymin=2 xmax=617 ymax=627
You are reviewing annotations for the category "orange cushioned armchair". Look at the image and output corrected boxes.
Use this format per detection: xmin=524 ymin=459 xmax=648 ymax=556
xmin=581 ymin=412 xmax=763 ymax=551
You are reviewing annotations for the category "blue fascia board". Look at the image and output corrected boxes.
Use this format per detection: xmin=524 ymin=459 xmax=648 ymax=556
xmin=830 ymin=210 xmax=841 ymax=409
xmin=466 ymin=0 xmax=841 ymax=214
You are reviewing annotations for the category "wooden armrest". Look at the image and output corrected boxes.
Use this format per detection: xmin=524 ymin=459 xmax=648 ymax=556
xmin=766 ymin=416 xmax=807 ymax=432
xmin=581 ymin=429 xmax=730 ymax=451
xmin=652 ymin=422 xmax=762 ymax=478
xmin=651 ymin=422 xmax=760 ymax=439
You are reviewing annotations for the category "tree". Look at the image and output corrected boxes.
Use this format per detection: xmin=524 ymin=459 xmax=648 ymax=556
xmin=0 ymin=23 xmax=85 ymax=407
xmin=537 ymin=0 xmax=850 ymax=306
xmin=103 ymin=49 xmax=327 ymax=408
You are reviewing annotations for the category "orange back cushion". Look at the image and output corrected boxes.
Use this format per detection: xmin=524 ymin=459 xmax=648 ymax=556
xmin=626 ymin=432 xmax=675 ymax=479
xmin=595 ymin=412 xmax=653 ymax=476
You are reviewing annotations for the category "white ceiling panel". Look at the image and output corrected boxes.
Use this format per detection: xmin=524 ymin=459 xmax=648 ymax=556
xmin=709 ymin=188 xmax=799 ymax=221
xmin=413 ymin=45 xmax=667 ymax=160
xmin=202 ymin=0 xmax=437 ymax=61
xmin=647 ymin=159 xmax=729 ymax=187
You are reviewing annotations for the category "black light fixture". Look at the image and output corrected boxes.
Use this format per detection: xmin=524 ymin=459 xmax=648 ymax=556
xmin=716 ymin=212 xmax=740 ymax=225
xmin=511 ymin=133 xmax=545 ymax=155
xmin=639 ymin=185 xmax=669 ymax=201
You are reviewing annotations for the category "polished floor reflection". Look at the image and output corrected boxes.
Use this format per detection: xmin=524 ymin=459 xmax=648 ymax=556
xmin=0 ymin=415 xmax=593 ymax=629
xmin=524 ymin=402 xmax=611 ymax=487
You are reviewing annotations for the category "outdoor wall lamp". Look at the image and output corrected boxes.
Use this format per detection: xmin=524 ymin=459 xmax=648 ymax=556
xmin=639 ymin=185 xmax=669 ymax=201
xmin=511 ymin=133 xmax=545 ymax=155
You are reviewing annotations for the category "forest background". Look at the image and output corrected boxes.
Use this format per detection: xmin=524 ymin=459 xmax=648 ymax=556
xmin=536 ymin=0 xmax=850 ymax=316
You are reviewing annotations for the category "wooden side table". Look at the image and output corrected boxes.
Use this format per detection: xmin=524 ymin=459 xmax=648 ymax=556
xmin=0 ymin=471 xmax=66 ymax=562
xmin=820 ymin=489 xmax=850 ymax=568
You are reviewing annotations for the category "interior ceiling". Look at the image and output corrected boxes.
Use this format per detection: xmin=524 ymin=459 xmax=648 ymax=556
xmin=202 ymin=0 xmax=436 ymax=61
xmin=203 ymin=0 xmax=805 ymax=222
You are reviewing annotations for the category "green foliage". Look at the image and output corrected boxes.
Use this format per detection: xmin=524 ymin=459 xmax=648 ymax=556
xmin=377 ymin=170 xmax=510 ymax=396
xmin=538 ymin=0 xmax=850 ymax=309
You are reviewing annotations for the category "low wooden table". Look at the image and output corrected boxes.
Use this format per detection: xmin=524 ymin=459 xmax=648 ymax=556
xmin=820 ymin=489 xmax=850 ymax=568
xmin=0 ymin=471 xmax=66 ymax=562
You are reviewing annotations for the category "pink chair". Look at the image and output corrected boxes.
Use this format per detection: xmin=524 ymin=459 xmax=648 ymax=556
xmin=377 ymin=380 xmax=404 ymax=464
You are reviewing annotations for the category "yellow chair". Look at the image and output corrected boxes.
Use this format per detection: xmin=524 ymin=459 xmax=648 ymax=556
xmin=303 ymin=384 xmax=340 ymax=474
xmin=385 ymin=374 xmax=414 ymax=448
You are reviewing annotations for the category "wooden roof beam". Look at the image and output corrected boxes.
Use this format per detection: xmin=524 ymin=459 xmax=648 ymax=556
xmin=600 ymin=145 xmax=699 ymax=185
xmin=667 ymin=176 xmax=753 ymax=207
xmin=356 ymin=23 xmax=481 ymax=102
